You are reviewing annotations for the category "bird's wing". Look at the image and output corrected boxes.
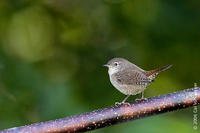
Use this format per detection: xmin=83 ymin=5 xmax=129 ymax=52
xmin=113 ymin=69 xmax=151 ymax=85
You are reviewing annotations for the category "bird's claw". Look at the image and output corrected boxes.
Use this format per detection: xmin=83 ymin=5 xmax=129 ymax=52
xmin=135 ymin=97 xmax=148 ymax=101
xmin=115 ymin=102 xmax=130 ymax=106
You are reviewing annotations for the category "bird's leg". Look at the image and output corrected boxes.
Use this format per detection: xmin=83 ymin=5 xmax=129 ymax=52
xmin=141 ymin=91 xmax=144 ymax=99
xmin=115 ymin=95 xmax=130 ymax=105
xmin=122 ymin=95 xmax=130 ymax=103
xmin=135 ymin=91 xmax=147 ymax=101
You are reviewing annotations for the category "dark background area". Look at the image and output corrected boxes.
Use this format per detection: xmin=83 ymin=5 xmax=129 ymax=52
xmin=0 ymin=0 xmax=200 ymax=132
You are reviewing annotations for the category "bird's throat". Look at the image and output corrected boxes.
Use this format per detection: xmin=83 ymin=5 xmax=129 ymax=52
xmin=108 ymin=68 xmax=118 ymax=75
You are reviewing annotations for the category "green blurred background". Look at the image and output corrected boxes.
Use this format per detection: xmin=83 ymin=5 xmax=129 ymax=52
xmin=0 ymin=0 xmax=200 ymax=132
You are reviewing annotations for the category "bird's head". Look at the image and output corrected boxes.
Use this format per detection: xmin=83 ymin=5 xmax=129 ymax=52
xmin=104 ymin=58 xmax=132 ymax=75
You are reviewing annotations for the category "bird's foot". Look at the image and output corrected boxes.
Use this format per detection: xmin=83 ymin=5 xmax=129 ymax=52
xmin=135 ymin=97 xmax=148 ymax=101
xmin=115 ymin=102 xmax=130 ymax=106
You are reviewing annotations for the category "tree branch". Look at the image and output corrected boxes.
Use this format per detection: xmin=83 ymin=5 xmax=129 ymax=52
xmin=1 ymin=87 xmax=200 ymax=133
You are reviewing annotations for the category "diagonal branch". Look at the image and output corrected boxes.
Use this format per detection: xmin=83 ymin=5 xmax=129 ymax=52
xmin=1 ymin=87 xmax=200 ymax=133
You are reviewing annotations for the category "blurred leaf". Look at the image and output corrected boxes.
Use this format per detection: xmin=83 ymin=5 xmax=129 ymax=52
xmin=4 ymin=6 xmax=54 ymax=62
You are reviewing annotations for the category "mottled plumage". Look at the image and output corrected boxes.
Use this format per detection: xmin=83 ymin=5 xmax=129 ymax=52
xmin=114 ymin=68 xmax=151 ymax=85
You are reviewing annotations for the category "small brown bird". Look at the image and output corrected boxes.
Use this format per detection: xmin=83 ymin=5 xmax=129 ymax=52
xmin=104 ymin=58 xmax=172 ymax=104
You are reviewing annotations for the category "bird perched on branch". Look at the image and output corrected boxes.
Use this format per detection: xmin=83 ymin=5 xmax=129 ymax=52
xmin=104 ymin=58 xmax=172 ymax=104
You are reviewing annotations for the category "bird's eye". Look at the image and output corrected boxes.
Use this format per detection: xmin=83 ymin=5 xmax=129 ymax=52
xmin=114 ymin=62 xmax=118 ymax=66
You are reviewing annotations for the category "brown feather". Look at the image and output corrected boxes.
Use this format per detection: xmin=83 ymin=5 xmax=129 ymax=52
xmin=113 ymin=68 xmax=151 ymax=85
xmin=145 ymin=65 xmax=172 ymax=78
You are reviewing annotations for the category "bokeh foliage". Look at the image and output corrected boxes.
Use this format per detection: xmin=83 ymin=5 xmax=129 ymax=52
xmin=0 ymin=0 xmax=200 ymax=132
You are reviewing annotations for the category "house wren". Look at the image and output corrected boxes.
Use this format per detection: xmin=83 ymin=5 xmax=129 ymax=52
xmin=104 ymin=58 xmax=172 ymax=104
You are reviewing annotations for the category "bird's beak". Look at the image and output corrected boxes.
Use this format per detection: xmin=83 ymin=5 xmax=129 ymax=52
xmin=103 ymin=64 xmax=109 ymax=67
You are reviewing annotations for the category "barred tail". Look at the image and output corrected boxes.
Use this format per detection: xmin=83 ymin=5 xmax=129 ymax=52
xmin=145 ymin=64 xmax=172 ymax=80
